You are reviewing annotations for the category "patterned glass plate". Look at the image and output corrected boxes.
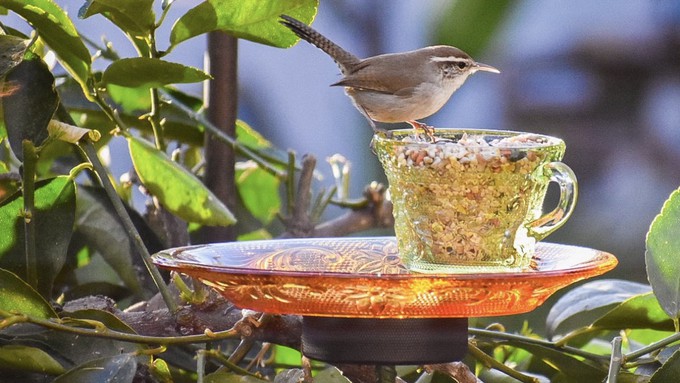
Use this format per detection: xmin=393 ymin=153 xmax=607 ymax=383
xmin=152 ymin=237 xmax=617 ymax=318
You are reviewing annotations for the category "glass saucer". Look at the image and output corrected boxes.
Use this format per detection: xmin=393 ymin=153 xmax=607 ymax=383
xmin=152 ymin=237 xmax=617 ymax=318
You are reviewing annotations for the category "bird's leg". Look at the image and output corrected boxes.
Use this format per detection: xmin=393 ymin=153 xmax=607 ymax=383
xmin=355 ymin=104 xmax=391 ymax=137
xmin=407 ymin=120 xmax=436 ymax=142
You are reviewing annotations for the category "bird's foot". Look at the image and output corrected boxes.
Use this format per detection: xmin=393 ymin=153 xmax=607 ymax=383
xmin=407 ymin=120 xmax=436 ymax=142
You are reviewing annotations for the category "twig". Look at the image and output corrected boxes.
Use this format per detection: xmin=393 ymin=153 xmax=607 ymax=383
xmin=79 ymin=138 xmax=178 ymax=313
xmin=606 ymin=336 xmax=623 ymax=383
xmin=161 ymin=89 xmax=285 ymax=178
xmin=280 ymin=155 xmax=317 ymax=237
xmin=0 ymin=309 xmax=236 ymax=345
xmin=467 ymin=342 xmax=538 ymax=383
xmin=313 ymin=183 xmax=393 ymax=237
xmin=470 ymin=328 xmax=609 ymax=363
xmin=623 ymin=331 xmax=680 ymax=364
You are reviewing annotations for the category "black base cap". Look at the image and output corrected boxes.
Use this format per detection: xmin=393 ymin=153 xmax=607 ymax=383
xmin=301 ymin=317 xmax=468 ymax=365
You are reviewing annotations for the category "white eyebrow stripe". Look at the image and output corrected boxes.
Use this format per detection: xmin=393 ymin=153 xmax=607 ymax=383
xmin=430 ymin=56 xmax=466 ymax=63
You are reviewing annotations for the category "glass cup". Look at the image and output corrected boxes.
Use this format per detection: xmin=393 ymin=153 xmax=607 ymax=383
xmin=373 ymin=128 xmax=578 ymax=273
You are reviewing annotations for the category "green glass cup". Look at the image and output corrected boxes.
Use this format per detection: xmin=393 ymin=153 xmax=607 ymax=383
xmin=373 ymin=129 xmax=578 ymax=273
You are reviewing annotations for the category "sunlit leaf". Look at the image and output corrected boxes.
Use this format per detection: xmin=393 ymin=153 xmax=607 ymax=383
xmin=0 ymin=177 xmax=76 ymax=298
xmin=169 ymin=0 xmax=318 ymax=49
xmin=107 ymin=84 xmax=151 ymax=112
xmin=150 ymin=358 xmax=172 ymax=383
xmin=102 ymin=57 xmax=211 ymax=89
xmin=53 ymin=353 xmax=136 ymax=383
xmin=0 ymin=345 xmax=65 ymax=375
xmin=1 ymin=55 xmax=58 ymax=161
xmin=546 ymin=279 xmax=651 ymax=337
xmin=237 ymin=120 xmax=271 ymax=149
xmin=0 ymin=268 xmax=57 ymax=318
xmin=236 ymin=161 xmax=280 ymax=224
xmin=128 ymin=136 xmax=236 ymax=226
xmin=592 ymin=292 xmax=674 ymax=331
xmin=1 ymin=0 xmax=92 ymax=96
xmin=79 ymin=0 xmax=155 ymax=37
xmin=646 ymin=188 xmax=680 ymax=322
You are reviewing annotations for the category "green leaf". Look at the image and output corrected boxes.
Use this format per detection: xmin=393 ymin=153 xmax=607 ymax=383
xmin=53 ymin=353 xmax=136 ymax=383
xmin=1 ymin=0 xmax=92 ymax=96
xmin=58 ymin=77 xmax=204 ymax=146
xmin=64 ymin=309 xmax=137 ymax=334
xmin=128 ymin=136 xmax=236 ymax=226
xmin=433 ymin=0 xmax=515 ymax=58
xmin=169 ymin=0 xmax=318 ymax=49
xmin=0 ymin=177 xmax=76 ymax=298
xmin=546 ymin=279 xmax=651 ymax=337
xmin=646 ymin=188 xmax=680 ymax=323
xmin=107 ymin=84 xmax=152 ymax=112
xmin=102 ymin=57 xmax=211 ymax=89
xmin=651 ymin=347 xmax=680 ymax=383
xmin=236 ymin=161 xmax=280 ymax=224
xmin=0 ymin=268 xmax=57 ymax=318
xmin=237 ymin=120 xmax=271 ymax=149
xmin=0 ymin=345 xmax=65 ymax=375
xmin=504 ymin=341 xmax=607 ymax=382
xmin=1 ymin=55 xmax=58 ymax=161
xmin=75 ymin=186 xmax=143 ymax=295
xmin=314 ymin=367 xmax=352 ymax=382
xmin=79 ymin=0 xmax=155 ymax=37
xmin=592 ymin=292 xmax=675 ymax=331
xmin=0 ymin=34 xmax=29 ymax=77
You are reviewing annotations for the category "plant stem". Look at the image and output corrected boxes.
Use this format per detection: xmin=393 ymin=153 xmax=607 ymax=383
xmin=148 ymin=31 xmax=166 ymax=151
xmin=161 ymin=90 xmax=285 ymax=178
xmin=92 ymin=93 xmax=131 ymax=133
xmin=623 ymin=331 xmax=680 ymax=363
xmin=149 ymin=87 xmax=166 ymax=151
xmin=470 ymin=327 xmax=609 ymax=363
xmin=286 ymin=150 xmax=296 ymax=216
xmin=79 ymin=138 xmax=178 ymax=313
xmin=205 ymin=349 xmax=261 ymax=377
xmin=21 ymin=141 xmax=38 ymax=289
xmin=0 ymin=309 xmax=236 ymax=345
xmin=468 ymin=341 xmax=539 ymax=383
xmin=606 ymin=337 xmax=623 ymax=383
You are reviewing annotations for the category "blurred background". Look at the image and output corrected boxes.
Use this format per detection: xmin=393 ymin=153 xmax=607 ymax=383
xmin=16 ymin=1 xmax=680 ymax=282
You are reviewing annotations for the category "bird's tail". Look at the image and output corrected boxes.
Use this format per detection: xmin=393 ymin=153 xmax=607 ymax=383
xmin=280 ymin=15 xmax=360 ymax=75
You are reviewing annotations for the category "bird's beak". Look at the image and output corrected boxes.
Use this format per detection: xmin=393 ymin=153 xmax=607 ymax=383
xmin=474 ymin=62 xmax=500 ymax=74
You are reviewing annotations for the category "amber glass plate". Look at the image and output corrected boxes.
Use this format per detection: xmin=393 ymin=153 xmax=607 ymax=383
xmin=152 ymin=237 xmax=617 ymax=318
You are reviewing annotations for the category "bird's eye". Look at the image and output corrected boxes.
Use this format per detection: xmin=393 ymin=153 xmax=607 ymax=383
xmin=457 ymin=62 xmax=467 ymax=69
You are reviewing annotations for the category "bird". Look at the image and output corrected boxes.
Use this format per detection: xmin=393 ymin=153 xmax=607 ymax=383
xmin=279 ymin=14 xmax=500 ymax=139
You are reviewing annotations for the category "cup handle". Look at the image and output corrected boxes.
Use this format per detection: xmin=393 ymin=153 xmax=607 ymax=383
xmin=527 ymin=161 xmax=578 ymax=241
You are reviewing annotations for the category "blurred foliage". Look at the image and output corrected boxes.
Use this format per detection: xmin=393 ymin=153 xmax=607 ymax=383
xmin=434 ymin=0 xmax=516 ymax=57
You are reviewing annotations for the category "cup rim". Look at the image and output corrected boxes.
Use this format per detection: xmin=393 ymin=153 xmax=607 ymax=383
xmin=373 ymin=128 xmax=565 ymax=149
